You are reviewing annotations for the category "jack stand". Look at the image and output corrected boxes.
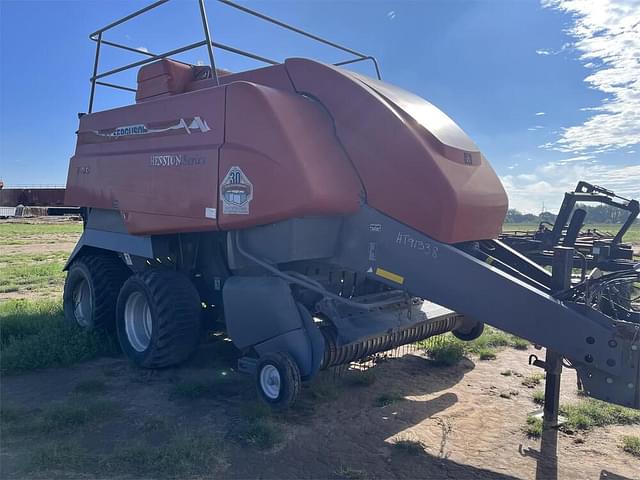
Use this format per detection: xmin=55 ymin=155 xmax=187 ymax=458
xmin=527 ymin=349 xmax=564 ymax=480
xmin=522 ymin=246 xmax=574 ymax=479
xmin=539 ymin=246 xmax=574 ymax=427
xmin=527 ymin=351 xmax=566 ymax=428
xmin=542 ymin=350 xmax=563 ymax=428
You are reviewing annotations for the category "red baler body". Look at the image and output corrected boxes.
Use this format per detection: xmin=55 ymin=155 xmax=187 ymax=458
xmin=66 ymin=59 xmax=507 ymax=243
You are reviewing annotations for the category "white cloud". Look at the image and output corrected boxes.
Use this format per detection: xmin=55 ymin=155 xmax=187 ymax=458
xmin=556 ymin=154 xmax=595 ymax=164
xmin=501 ymin=162 xmax=640 ymax=213
xmin=387 ymin=10 xmax=396 ymax=20
xmin=136 ymin=46 xmax=149 ymax=53
xmin=542 ymin=0 xmax=640 ymax=154
xmin=535 ymin=43 xmax=570 ymax=56
xmin=535 ymin=112 xmax=546 ymax=116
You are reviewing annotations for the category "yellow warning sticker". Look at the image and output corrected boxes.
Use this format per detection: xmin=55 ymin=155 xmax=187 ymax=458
xmin=375 ymin=267 xmax=404 ymax=285
xmin=485 ymin=256 xmax=495 ymax=265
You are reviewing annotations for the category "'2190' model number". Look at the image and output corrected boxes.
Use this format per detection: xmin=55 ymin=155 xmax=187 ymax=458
xmin=396 ymin=232 xmax=438 ymax=259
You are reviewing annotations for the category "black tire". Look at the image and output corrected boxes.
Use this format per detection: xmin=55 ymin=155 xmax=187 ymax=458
xmin=116 ymin=269 xmax=202 ymax=368
xmin=452 ymin=320 xmax=485 ymax=342
xmin=256 ymin=352 xmax=301 ymax=410
xmin=63 ymin=254 xmax=129 ymax=330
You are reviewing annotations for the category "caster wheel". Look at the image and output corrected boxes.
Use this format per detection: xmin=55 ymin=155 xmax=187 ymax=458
xmin=256 ymin=352 xmax=301 ymax=410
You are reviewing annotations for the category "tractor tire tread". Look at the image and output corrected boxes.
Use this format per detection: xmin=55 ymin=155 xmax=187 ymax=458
xmin=64 ymin=253 xmax=129 ymax=330
xmin=130 ymin=270 xmax=201 ymax=368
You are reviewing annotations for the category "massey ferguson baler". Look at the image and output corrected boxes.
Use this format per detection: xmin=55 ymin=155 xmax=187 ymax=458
xmin=64 ymin=0 xmax=639 ymax=411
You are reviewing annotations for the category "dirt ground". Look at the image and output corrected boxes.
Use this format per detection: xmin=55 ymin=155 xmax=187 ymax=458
xmin=1 ymin=218 xmax=639 ymax=479
xmin=2 ymin=343 xmax=639 ymax=479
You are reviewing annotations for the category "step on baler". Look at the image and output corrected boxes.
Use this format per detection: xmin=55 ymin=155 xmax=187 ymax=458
xmin=64 ymin=0 xmax=639 ymax=411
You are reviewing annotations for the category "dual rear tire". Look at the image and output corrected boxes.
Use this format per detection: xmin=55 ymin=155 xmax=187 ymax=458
xmin=116 ymin=270 xmax=201 ymax=368
xmin=63 ymin=255 xmax=201 ymax=368
xmin=64 ymin=254 xmax=303 ymax=409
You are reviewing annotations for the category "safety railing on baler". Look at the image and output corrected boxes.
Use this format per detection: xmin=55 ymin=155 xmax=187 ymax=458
xmin=87 ymin=0 xmax=382 ymax=113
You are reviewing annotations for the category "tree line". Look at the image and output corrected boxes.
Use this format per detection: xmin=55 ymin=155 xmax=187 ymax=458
xmin=505 ymin=204 xmax=637 ymax=224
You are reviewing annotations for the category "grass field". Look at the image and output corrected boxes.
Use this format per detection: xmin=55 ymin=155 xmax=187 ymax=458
xmin=0 ymin=222 xmax=83 ymax=245
xmin=503 ymin=222 xmax=640 ymax=245
xmin=0 ymin=251 xmax=68 ymax=295
xmin=0 ymin=222 xmax=81 ymax=299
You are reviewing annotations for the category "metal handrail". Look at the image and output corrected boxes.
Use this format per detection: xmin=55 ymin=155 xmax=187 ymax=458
xmin=89 ymin=0 xmax=170 ymax=38
xmin=87 ymin=0 xmax=382 ymax=113
xmin=218 ymin=0 xmax=372 ymax=61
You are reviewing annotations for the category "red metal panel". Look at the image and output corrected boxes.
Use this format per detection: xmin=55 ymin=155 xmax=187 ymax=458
xmin=285 ymin=59 xmax=508 ymax=244
xmin=66 ymin=86 xmax=224 ymax=235
xmin=218 ymin=81 xmax=362 ymax=230
xmin=136 ymin=59 xmax=194 ymax=102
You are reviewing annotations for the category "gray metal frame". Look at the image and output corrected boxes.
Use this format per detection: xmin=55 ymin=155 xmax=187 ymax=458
xmin=333 ymin=206 xmax=639 ymax=408
xmin=87 ymin=0 xmax=382 ymax=113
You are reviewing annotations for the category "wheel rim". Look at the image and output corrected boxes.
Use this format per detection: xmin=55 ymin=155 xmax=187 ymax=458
xmin=72 ymin=279 xmax=92 ymax=327
xmin=124 ymin=291 xmax=153 ymax=352
xmin=259 ymin=364 xmax=281 ymax=400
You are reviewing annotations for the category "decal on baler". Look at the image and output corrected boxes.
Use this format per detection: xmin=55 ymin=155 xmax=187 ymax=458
xmin=221 ymin=166 xmax=253 ymax=215
xmin=149 ymin=154 xmax=206 ymax=167
xmin=81 ymin=116 xmax=211 ymax=144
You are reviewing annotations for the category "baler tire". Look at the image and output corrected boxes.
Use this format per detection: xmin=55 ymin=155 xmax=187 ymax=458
xmin=452 ymin=320 xmax=485 ymax=342
xmin=116 ymin=270 xmax=202 ymax=368
xmin=256 ymin=352 xmax=301 ymax=410
xmin=63 ymin=254 xmax=129 ymax=331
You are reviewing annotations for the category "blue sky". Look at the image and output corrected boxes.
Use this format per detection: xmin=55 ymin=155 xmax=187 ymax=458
xmin=1 ymin=0 xmax=638 ymax=213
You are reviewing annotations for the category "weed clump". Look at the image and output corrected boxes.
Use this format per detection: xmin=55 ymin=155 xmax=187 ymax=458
xmin=417 ymin=327 xmax=529 ymax=365
xmin=532 ymin=390 xmax=545 ymax=405
xmin=234 ymin=419 xmax=283 ymax=449
xmin=522 ymin=373 xmax=545 ymax=388
xmin=621 ymin=435 xmax=640 ymax=458
xmin=420 ymin=336 xmax=465 ymax=366
xmin=392 ymin=439 xmax=425 ymax=455
xmin=560 ymin=399 xmax=640 ymax=431
xmin=524 ymin=416 xmax=543 ymax=438
xmin=233 ymin=402 xmax=284 ymax=450
xmin=478 ymin=348 xmax=497 ymax=360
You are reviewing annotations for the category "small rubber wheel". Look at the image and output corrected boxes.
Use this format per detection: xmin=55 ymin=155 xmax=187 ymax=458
xmin=116 ymin=269 xmax=202 ymax=368
xmin=63 ymin=254 xmax=129 ymax=330
xmin=452 ymin=320 xmax=485 ymax=342
xmin=256 ymin=352 xmax=301 ymax=410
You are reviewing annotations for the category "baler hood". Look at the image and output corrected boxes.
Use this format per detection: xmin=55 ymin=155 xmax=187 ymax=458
xmin=345 ymin=71 xmax=479 ymax=154
xmin=285 ymin=58 xmax=508 ymax=244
